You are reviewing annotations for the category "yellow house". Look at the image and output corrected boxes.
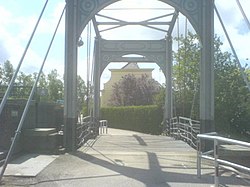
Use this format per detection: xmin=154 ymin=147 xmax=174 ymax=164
xmin=101 ymin=63 xmax=154 ymax=107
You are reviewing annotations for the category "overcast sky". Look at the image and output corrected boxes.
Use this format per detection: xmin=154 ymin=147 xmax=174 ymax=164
xmin=0 ymin=0 xmax=249 ymax=86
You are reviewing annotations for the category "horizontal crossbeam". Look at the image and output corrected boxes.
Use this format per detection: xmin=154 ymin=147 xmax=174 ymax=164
xmin=94 ymin=11 xmax=177 ymax=34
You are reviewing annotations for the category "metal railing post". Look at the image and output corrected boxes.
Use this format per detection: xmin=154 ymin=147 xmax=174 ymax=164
xmin=189 ymin=120 xmax=192 ymax=146
xmin=197 ymin=137 xmax=201 ymax=178
xmin=99 ymin=120 xmax=108 ymax=134
xmin=105 ymin=121 xmax=108 ymax=134
xmin=214 ymin=139 xmax=219 ymax=187
xmin=197 ymin=132 xmax=250 ymax=186
xmin=169 ymin=119 xmax=172 ymax=136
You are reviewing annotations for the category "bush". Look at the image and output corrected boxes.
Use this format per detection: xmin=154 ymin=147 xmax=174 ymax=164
xmin=100 ymin=105 xmax=163 ymax=135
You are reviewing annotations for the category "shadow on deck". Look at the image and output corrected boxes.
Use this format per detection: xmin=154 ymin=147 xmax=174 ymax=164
xmin=1 ymin=128 xmax=249 ymax=187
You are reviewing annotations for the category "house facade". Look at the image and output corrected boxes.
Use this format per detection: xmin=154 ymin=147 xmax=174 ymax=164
xmin=101 ymin=63 xmax=154 ymax=107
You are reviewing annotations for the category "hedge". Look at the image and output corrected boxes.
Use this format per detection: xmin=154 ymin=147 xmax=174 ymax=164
xmin=100 ymin=105 xmax=163 ymax=135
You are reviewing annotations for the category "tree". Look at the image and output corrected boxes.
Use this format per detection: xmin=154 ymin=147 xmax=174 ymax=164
xmin=213 ymin=36 xmax=250 ymax=135
xmin=153 ymin=84 xmax=166 ymax=109
xmin=109 ymin=74 xmax=160 ymax=106
xmin=36 ymin=72 xmax=48 ymax=101
xmin=173 ymin=32 xmax=200 ymax=118
xmin=47 ymin=69 xmax=63 ymax=102
xmin=0 ymin=65 xmax=3 ymax=85
xmin=172 ymin=33 xmax=250 ymax=139
xmin=77 ymin=75 xmax=87 ymax=112
xmin=16 ymin=72 xmax=34 ymax=98
xmin=2 ymin=60 xmax=14 ymax=85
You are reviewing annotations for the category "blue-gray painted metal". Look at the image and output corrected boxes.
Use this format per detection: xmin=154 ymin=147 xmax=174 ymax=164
xmin=98 ymin=39 xmax=167 ymax=75
xmin=77 ymin=0 xmax=202 ymax=37
xmin=165 ymin=116 xmax=200 ymax=149
xmin=76 ymin=116 xmax=97 ymax=148
xmin=65 ymin=0 xmax=215 ymax=149
xmin=197 ymin=133 xmax=250 ymax=187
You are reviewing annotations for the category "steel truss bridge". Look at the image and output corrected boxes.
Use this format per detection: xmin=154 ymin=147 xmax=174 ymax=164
xmin=0 ymin=1 xmax=250 ymax=186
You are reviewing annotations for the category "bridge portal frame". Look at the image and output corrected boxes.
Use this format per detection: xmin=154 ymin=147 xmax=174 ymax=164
xmin=64 ymin=0 xmax=214 ymax=151
xmin=92 ymin=38 xmax=172 ymax=121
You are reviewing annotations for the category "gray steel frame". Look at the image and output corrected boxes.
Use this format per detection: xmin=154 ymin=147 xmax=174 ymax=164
xmin=92 ymin=38 xmax=169 ymax=119
xmin=64 ymin=0 xmax=214 ymax=151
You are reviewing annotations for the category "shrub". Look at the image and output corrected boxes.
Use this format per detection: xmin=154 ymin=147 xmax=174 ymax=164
xmin=100 ymin=105 xmax=163 ymax=135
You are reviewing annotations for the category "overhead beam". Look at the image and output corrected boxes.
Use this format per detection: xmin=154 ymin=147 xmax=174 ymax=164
xmin=97 ymin=21 xmax=171 ymax=25
xmin=96 ymin=12 xmax=175 ymax=33
xmin=168 ymin=10 xmax=179 ymax=36
xmin=92 ymin=16 xmax=101 ymax=38
xmin=107 ymin=57 xmax=153 ymax=62
xmin=99 ymin=22 xmax=169 ymax=33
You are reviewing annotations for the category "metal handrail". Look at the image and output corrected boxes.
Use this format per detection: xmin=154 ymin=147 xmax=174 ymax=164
xmin=197 ymin=133 xmax=250 ymax=187
xmin=166 ymin=116 xmax=200 ymax=149
xmin=76 ymin=116 xmax=98 ymax=149
xmin=99 ymin=120 xmax=108 ymax=134
xmin=75 ymin=117 xmax=108 ymax=149
xmin=0 ymin=159 xmax=4 ymax=166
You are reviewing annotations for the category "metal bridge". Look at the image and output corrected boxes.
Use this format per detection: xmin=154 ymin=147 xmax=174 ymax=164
xmin=0 ymin=0 xmax=250 ymax=186
xmin=1 ymin=126 xmax=250 ymax=187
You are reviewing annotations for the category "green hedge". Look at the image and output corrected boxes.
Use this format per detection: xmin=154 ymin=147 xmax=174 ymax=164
xmin=100 ymin=105 xmax=163 ymax=135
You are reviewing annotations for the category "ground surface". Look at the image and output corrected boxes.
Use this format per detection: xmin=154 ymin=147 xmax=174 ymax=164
xmin=1 ymin=128 xmax=249 ymax=187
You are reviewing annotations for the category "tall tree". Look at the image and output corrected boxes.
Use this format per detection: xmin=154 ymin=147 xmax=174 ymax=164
xmin=77 ymin=75 xmax=87 ymax=112
xmin=109 ymin=74 xmax=160 ymax=106
xmin=35 ymin=72 xmax=48 ymax=101
xmin=0 ymin=65 xmax=3 ymax=85
xmin=214 ymin=36 xmax=250 ymax=135
xmin=2 ymin=60 xmax=14 ymax=85
xmin=172 ymin=33 xmax=250 ymax=138
xmin=173 ymin=32 xmax=200 ymax=118
xmin=47 ymin=69 xmax=63 ymax=102
xmin=16 ymin=72 xmax=34 ymax=98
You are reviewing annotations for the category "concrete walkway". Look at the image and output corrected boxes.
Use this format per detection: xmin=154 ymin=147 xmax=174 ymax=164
xmin=1 ymin=128 xmax=249 ymax=186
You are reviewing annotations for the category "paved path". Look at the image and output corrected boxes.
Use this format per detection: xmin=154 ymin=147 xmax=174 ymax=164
xmin=1 ymin=128 xmax=249 ymax=186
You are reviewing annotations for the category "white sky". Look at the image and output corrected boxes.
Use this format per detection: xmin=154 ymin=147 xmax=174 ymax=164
xmin=0 ymin=0 xmax=249 ymax=87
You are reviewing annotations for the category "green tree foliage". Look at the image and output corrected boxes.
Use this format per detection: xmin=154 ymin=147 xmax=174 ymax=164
xmin=153 ymin=84 xmax=166 ymax=109
xmin=173 ymin=32 xmax=200 ymax=119
xmin=16 ymin=72 xmax=34 ymax=98
xmin=47 ymin=69 xmax=63 ymax=102
xmin=0 ymin=65 xmax=3 ymax=85
xmin=0 ymin=61 xmax=88 ymax=114
xmin=109 ymin=74 xmax=160 ymax=106
xmin=77 ymin=75 xmax=87 ymax=112
xmin=171 ymin=33 xmax=250 ymax=138
xmin=35 ymin=72 xmax=49 ymax=101
xmin=2 ymin=60 xmax=14 ymax=85
xmin=214 ymin=36 xmax=250 ymax=136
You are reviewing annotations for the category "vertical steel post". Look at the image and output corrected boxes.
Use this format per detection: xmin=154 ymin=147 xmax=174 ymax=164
xmin=93 ymin=37 xmax=101 ymax=135
xmin=165 ymin=36 xmax=173 ymax=132
xmin=214 ymin=139 xmax=219 ymax=187
xmin=197 ymin=137 xmax=201 ymax=178
xmin=64 ymin=0 xmax=78 ymax=151
xmin=200 ymin=0 xmax=215 ymax=146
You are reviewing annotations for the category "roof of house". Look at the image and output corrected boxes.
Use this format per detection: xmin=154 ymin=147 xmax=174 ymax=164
xmin=121 ymin=62 xmax=139 ymax=69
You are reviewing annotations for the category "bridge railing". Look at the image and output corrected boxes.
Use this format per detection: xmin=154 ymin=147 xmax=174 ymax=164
xmin=76 ymin=116 xmax=99 ymax=149
xmin=0 ymin=154 xmax=6 ymax=167
xmin=99 ymin=120 xmax=108 ymax=134
xmin=197 ymin=133 xmax=250 ymax=187
xmin=76 ymin=116 xmax=108 ymax=149
xmin=165 ymin=116 xmax=200 ymax=149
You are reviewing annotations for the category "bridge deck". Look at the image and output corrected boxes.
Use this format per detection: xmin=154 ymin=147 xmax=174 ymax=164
xmin=2 ymin=128 xmax=249 ymax=186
